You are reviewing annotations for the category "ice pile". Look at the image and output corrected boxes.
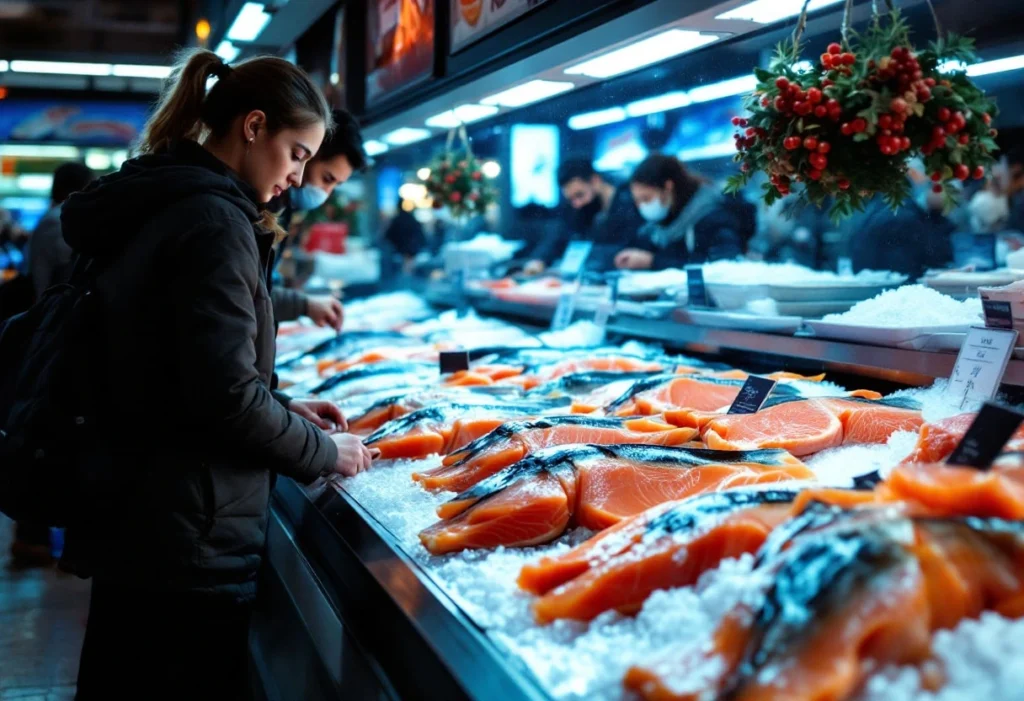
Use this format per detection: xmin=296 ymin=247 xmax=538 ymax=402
xmin=702 ymin=260 xmax=903 ymax=285
xmin=343 ymin=291 xmax=434 ymax=331
xmin=822 ymin=285 xmax=983 ymax=328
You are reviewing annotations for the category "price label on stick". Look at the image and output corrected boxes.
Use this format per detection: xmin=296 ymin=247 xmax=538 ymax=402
xmin=439 ymin=351 xmax=470 ymax=374
xmin=592 ymin=275 xmax=620 ymax=332
xmin=727 ymin=375 xmax=777 ymax=414
xmin=982 ymin=299 xmax=1014 ymax=330
xmin=947 ymin=402 xmax=1024 ymax=469
xmin=550 ymin=277 xmax=581 ymax=332
xmin=947 ymin=326 xmax=1018 ymax=407
xmin=558 ymin=241 xmax=593 ymax=279
xmin=686 ymin=266 xmax=709 ymax=308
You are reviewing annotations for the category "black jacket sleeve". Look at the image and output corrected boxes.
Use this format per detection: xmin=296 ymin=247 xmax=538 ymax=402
xmin=271 ymin=287 xmax=308 ymax=323
xmin=172 ymin=220 xmax=336 ymax=484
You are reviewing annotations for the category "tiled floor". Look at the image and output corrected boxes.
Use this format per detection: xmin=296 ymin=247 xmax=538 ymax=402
xmin=0 ymin=517 xmax=90 ymax=700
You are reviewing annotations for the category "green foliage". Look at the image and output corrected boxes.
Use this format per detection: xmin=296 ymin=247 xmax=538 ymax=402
xmin=423 ymin=150 xmax=498 ymax=220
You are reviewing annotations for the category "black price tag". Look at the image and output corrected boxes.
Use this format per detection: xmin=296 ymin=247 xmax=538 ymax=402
xmin=982 ymin=300 xmax=1014 ymax=330
xmin=439 ymin=351 xmax=471 ymax=374
xmin=947 ymin=402 xmax=1024 ymax=469
xmin=687 ymin=266 xmax=709 ymax=308
xmin=727 ymin=375 xmax=777 ymax=414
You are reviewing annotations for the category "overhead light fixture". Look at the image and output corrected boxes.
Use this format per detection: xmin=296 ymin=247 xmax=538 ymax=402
xmin=398 ymin=183 xmax=427 ymax=201
xmin=112 ymin=64 xmax=171 ymax=79
xmin=364 ymin=139 xmax=389 ymax=156
xmin=715 ymin=0 xmax=843 ymax=24
xmin=330 ymin=72 xmax=340 ymax=85
xmin=678 ymin=140 xmax=737 ymax=162
xmin=15 ymin=174 xmax=54 ymax=192
xmin=965 ymin=54 xmax=1024 ymax=77
xmin=425 ymin=103 xmax=500 ymax=129
xmin=85 ymin=151 xmax=113 ymax=171
xmin=625 ymin=91 xmax=691 ymax=117
xmin=567 ymin=106 xmax=627 ymax=130
xmin=687 ymin=74 xmax=757 ymax=103
xmin=10 ymin=60 xmax=111 ymax=76
xmin=417 ymin=167 xmax=431 ymax=180
xmin=481 ymin=79 xmax=575 ymax=108
xmin=227 ymin=2 xmax=272 ymax=42
xmin=0 ymin=145 xmax=80 ymax=158
xmin=481 ymin=161 xmax=501 ymax=179
xmin=215 ymin=41 xmax=241 ymax=63
xmin=381 ymin=127 xmax=431 ymax=146
xmin=564 ymin=29 xmax=719 ymax=79
xmin=0 ymin=60 xmax=8 ymax=72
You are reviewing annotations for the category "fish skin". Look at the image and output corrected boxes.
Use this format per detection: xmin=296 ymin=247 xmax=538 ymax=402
xmin=309 ymin=361 xmax=436 ymax=397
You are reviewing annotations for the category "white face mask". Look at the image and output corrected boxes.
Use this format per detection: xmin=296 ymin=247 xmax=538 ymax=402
xmin=638 ymin=196 xmax=670 ymax=223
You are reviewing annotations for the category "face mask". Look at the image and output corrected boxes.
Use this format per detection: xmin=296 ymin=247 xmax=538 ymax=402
xmin=290 ymin=184 xmax=329 ymax=211
xmin=638 ymin=196 xmax=670 ymax=223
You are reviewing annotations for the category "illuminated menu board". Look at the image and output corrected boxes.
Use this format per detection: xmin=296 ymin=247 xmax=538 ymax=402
xmin=451 ymin=0 xmax=552 ymax=52
xmin=366 ymin=0 xmax=436 ymax=105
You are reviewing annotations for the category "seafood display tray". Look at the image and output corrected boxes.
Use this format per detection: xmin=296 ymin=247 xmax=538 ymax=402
xmin=256 ymin=477 xmax=550 ymax=701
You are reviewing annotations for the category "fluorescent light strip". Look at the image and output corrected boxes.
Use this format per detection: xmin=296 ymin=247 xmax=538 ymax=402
xmin=227 ymin=2 xmax=272 ymax=42
xmin=425 ymin=103 xmax=500 ymax=129
xmin=481 ymin=80 xmax=575 ymax=108
xmin=381 ymin=128 xmax=432 ymax=146
xmin=0 ymin=60 xmax=8 ymax=72
xmin=112 ymin=64 xmax=171 ymax=79
xmin=625 ymin=91 xmax=691 ymax=117
xmin=215 ymin=41 xmax=241 ymax=62
xmin=678 ymin=140 xmax=737 ymax=162
xmin=687 ymin=74 xmax=758 ymax=103
xmin=85 ymin=151 xmax=113 ymax=171
xmin=0 ymin=145 xmax=80 ymax=158
xmin=967 ymin=54 xmax=1024 ymax=77
xmin=15 ymin=174 xmax=54 ymax=192
xmin=363 ymin=140 xmax=389 ymax=157
xmin=716 ymin=0 xmax=843 ymax=24
xmin=565 ymin=29 xmax=719 ymax=79
xmin=568 ymin=107 xmax=627 ymax=130
xmin=10 ymin=60 xmax=111 ymax=76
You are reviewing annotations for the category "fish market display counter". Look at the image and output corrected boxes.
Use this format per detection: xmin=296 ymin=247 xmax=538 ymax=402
xmin=250 ymin=476 xmax=550 ymax=701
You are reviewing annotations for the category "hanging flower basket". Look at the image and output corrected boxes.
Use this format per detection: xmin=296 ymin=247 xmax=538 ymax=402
xmin=725 ymin=0 xmax=999 ymax=221
xmin=424 ymin=126 xmax=498 ymax=220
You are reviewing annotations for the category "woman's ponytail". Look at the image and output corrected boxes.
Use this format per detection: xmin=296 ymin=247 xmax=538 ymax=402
xmin=137 ymin=49 xmax=225 ymax=155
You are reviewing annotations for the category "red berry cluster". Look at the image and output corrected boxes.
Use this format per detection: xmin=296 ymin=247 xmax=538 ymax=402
xmin=820 ymin=43 xmax=855 ymax=73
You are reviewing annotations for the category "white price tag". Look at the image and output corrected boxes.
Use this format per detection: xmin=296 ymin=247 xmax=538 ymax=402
xmin=551 ymin=278 xmax=581 ymax=331
xmin=558 ymin=241 xmax=593 ymax=279
xmin=947 ymin=326 xmax=1019 ymax=407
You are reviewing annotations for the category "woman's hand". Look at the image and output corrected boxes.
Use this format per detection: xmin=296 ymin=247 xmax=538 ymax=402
xmin=291 ymin=399 xmax=347 ymax=433
xmin=614 ymin=248 xmax=655 ymax=270
xmin=330 ymin=433 xmax=378 ymax=478
xmin=307 ymin=295 xmax=344 ymax=330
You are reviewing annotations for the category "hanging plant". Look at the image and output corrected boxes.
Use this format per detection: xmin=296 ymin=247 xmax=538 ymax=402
xmin=724 ymin=0 xmax=999 ymax=222
xmin=423 ymin=125 xmax=498 ymax=220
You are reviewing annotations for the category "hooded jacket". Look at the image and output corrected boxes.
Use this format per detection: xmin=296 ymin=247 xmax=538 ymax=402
xmin=60 ymin=140 xmax=337 ymax=600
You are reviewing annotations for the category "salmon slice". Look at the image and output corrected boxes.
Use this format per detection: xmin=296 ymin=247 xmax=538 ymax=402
xmin=362 ymin=400 xmax=560 ymax=460
xmin=418 ymin=445 xmax=812 ymax=555
xmin=346 ymin=386 xmax=523 ymax=435
xmin=817 ymin=396 xmax=924 ymax=444
xmin=443 ymin=364 xmax=525 ymax=387
xmin=883 ymin=462 xmax=1024 ymax=519
xmin=542 ymin=356 xmax=666 ymax=381
xmin=902 ymin=413 xmax=1024 ymax=464
xmin=523 ymin=487 xmax=801 ymax=623
xmin=709 ymin=370 xmax=827 ymax=382
xmin=327 ymin=345 xmax=442 ymax=374
xmin=415 ymin=416 xmax=698 ymax=493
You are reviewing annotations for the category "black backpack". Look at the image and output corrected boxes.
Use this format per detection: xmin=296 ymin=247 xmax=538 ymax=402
xmin=0 ymin=258 xmax=110 ymax=527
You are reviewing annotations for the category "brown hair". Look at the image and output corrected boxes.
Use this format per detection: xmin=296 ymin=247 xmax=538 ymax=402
xmin=630 ymin=154 xmax=704 ymax=223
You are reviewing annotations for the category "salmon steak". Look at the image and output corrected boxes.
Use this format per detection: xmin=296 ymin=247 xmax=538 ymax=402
xmin=625 ymin=509 xmax=1024 ymax=701
xmin=881 ymin=460 xmax=1024 ymax=520
xmin=700 ymin=396 xmax=923 ymax=457
xmin=606 ymin=375 xmax=803 ymax=417
xmin=902 ymin=412 xmax=1024 ymax=464
xmin=363 ymin=400 xmax=564 ymax=460
xmin=417 ymin=444 xmax=813 ymax=555
xmin=413 ymin=415 xmax=699 ymax=493
xmin=525 ymin=371 xmax=663 ymax=414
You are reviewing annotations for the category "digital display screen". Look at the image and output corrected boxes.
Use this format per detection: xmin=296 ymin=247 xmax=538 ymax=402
xmin=0 ymin=100 xmax=149 ymax=145
xmin=366 ymin=0 xmax=435 ymax=105
xmin=510 ymin=124 xmax=559 ymax=207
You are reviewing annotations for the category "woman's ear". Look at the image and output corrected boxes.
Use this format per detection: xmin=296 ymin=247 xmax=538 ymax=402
xmin=243 ymin=110 xmax=267 ymax=143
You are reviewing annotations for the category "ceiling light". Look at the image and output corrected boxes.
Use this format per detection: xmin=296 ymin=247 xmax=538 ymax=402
xmin=112 ymin=64 xmax=171 ymax=79
xmin=84 ymin=151 xmax=112 ymax=171
xmin=330 ymin=72 xmax=340 ymax=85
xmin=481 ymin=80 xmax=575 ymax=108
xmin=425 ymin=103 xmax=500 ymax=129
xmin=15 ymin=174 xmax=54 ymax=192
xmin=227 ymin=2 xmax=272 ymax=42
xmin=625 ymin=91 xmax=691 ymax=117
xmin=364 ymin=140 xmax=389 ymax=156
xmin=398 ymin=183 xmax=427 ymax=201
xmin=482 ymin=161 xmax=501 ymax=178
xmin=687 ymin=74 xmax=757 ymax=103
xmin=0 ymin=60 xmax=7 ymax=72
xmin=417 ymin=167 xmax=431 ymax=180
xmin=564 ymin=30 xmax=719 ymax=79
xmin=215 ymin=41 xmax=241 ymax=62
xmin=568 ymin=107 xmax=627 ymax=130
xmin=715 ymin=0 xmax=843 ymax=24
xmin=0 ymin=145 xmax=80 ymax=158
xmin=966 ymin=54 xmax=1024 ymax=77
xmin=10 ymin=60 xmax=111 ymax=76
xmin=381 ymin=127 xmax=431 ymax=146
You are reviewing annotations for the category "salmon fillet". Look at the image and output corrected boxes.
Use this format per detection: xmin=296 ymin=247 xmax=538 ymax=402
xmin=902 ymin=413 xmax=1024 ymax=464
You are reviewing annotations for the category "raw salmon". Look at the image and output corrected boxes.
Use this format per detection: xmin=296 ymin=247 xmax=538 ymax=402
xmin=413 ymin=415 xmax=698 ymax=493
xmin=606 ymin=375 xmax=801 ymax=416
xmin=418 ymin=445 xmax=813 ymax=555
xmin=526 ymin=371 xmax=663 ymax=414
xmin=882 ymin=461 xmax=1024 ymax=519
xmin=442 ymin=364 xmax=526 ymax=386
xmin=347 ymin=386 xmax=526 ymax=435
xmin=308 ymin=361 xmax=437 ymax=400
xmin=902 ymin=412 xmax=1024 ymax=464
xmin=363 ymin=400 xmax=562 ymax=460
xmin=325 ymin=345 xmax=443 ymax=374
xmin=541 ymin=356 xmax=668 ymax=381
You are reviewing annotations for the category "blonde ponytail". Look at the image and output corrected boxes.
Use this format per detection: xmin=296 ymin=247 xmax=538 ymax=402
xmin=137 ymin=49 xmax=224 ymax=155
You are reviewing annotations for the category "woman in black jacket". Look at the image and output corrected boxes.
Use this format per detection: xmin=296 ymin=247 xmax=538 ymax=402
xmin=615 ymin=154 xmax=756 ymax=270
xmin=59 ymin=49 xmax=374 ymax=699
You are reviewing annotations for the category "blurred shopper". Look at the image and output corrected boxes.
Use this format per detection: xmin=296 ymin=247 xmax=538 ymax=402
xmin=617 ymin=154 xmax=756 ymax=270
xmin=267 ymin=108 xmax=367 ymax=329
xmin=27 ymin=162 xmax=96 ymax=299
xmin=384 ymin=199 xmax=427 ymax=266
xmin=56 ymin=49 xmax=374 ymax=699
xmin=524 ymin=160 xmax=643 ymax=274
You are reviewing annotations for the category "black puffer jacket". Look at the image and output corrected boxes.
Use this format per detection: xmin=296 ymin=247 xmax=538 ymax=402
xmin=60 ymin=140 xmax=337 ymax=600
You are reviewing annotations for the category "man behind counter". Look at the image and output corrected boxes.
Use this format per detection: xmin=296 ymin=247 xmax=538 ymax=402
xmin=524 ymin=160 xmax=644 ymax=274
xmin=268 ymin=108 xmax=367 ymax=329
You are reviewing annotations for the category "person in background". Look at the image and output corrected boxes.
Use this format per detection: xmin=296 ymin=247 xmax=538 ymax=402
xmin=524 ymin=160 xmax=643 ymax=274
xmin=26 ymin=162 xmax=96 ymax=299
xmin=383 ymin=199 xmax=427 ymax=268
xmin=617 ymin=154 xmax=756 ymax=270
xmin=267 ymin=108 xmax=368 ymax=330
xmin=57 ymin=49 xmax=374 ymax=698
